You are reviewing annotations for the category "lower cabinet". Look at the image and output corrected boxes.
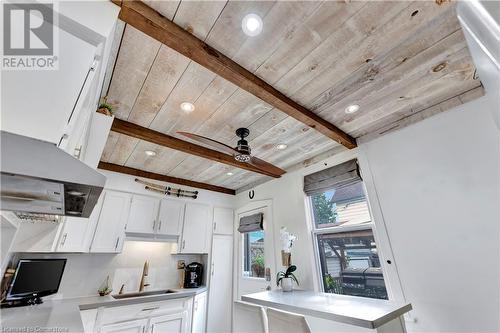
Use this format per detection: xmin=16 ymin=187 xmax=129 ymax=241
xmin=85 ymin=297 xmax=193 ymax=333
xmin=150 ymin=312 xmax=190 ymax=333
xmin=192 ymin=292 xmax=207 ymax=333
xmin=100 ymin=318 xmax=149 ymax=333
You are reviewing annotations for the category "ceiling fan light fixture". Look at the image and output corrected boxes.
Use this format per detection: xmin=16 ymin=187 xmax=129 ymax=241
xmin=234 ymin=153 xmax=251 ymax=163
xmin=180 ymin=102 xmax=195 ymax=113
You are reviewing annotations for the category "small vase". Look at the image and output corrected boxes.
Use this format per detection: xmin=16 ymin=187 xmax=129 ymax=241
xmin=281 ymin=277 xmax=293 ymax=292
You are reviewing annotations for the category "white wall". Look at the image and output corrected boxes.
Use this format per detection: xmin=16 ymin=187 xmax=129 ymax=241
xmin=235 ymin=93 xmax=499 ymax=332
xmin=359 ymin=94 xmax=499 ymax=332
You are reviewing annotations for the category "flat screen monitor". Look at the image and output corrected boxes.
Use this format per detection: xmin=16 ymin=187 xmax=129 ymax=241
xmin=6 ymin=259 xmax=67 ymax=304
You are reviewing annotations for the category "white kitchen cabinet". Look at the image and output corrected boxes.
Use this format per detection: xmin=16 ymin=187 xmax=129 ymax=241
xmin=125 ymin=195 xmax=160 ymax=234
xmin=90 ymin=190 xmax=131 ymax=253
xmin=213 ymin=207 xmax=234 ymax=235
xmin=179 ymin=203 xmax=212 ymax=254
xmin=100 ymin=318 xmax=149 ymax=333
xmin=150 ymin=312 xmax=190 ymax=333
xmin=57 ymin=192 xmax=104 ymax=252
xmin=207 ymin=235 xmax=233 ymax=333
xmin=157 ymin=199 xmax=185 ymax=236
xmin=80 ymin=309 xmax=98 ymax=333
xmin=192 ymin=292 xmax=208 ymax=333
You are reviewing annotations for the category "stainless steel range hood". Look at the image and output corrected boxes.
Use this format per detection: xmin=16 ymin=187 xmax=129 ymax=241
xmin=1 ymin=131 xmax=106 ymax=218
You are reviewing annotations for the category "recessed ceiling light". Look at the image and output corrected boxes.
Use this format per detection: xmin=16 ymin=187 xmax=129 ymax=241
xmin=276 ymin=143 xmax=288 ymax=150
xmin=345 ymin=104 xmax=360 ymax=114
xmin=180 ymin=102 xmax=195 ymax=113
xmin=226 ymin=172 xmax=234 ymax=176
xmin=242 ymin=13 xmax=263 ymax=37
xmin=145 ymin=150 xmax=157 ymax=157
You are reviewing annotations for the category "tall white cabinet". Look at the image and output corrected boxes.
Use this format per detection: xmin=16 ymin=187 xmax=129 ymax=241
xmin=207 ymin=207 xmax=234 ymax=333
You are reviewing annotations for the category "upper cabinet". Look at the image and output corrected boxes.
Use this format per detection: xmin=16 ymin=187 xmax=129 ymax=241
xmin=179 ymin=203 xmax=212 ymax=254
xmin=213 ymin=207 xmax=234 ymax=235
xmin=157 ymin=199 xmax=185 ymax=236
xmin=90 ymin=191 xmax=131 ymax=253
xmin=125 ymin=195 xmax=160 ymax=234
xmin=1 ymin=2 xmax=119 ymax=145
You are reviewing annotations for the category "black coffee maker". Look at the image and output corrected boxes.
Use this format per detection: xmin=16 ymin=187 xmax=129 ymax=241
xmin=184 ymin=262 xmax=203 ymax=288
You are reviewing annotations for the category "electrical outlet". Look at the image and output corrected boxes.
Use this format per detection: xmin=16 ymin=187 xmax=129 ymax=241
xmin=177 ymin=260 xmax=185 ymax=270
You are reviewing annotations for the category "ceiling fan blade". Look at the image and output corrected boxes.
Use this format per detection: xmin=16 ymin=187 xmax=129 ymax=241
xmin=248 ymin=156 xmax=286 ymax=177
xmin=177 ymin=132 xmax=238 ymax=155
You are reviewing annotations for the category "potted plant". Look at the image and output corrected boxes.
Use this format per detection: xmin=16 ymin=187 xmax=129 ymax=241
xmin=276 ymin=265 xmax=299 ymax=292
xmin=96 ymin=102 xmax=113 ymax=116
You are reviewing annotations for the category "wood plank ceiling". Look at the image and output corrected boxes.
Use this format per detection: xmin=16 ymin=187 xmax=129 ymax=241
xmin=101 ymin=0 xmax=483 ymax=193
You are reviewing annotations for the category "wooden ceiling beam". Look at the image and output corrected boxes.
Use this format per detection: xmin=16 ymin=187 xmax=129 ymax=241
xmin=98 ymin=162 xmax=235 ymax=195
xmin=112 ymin=0 xmax=357 ymax=149
xmin=110 ymin=118 xmax=282 ymax=178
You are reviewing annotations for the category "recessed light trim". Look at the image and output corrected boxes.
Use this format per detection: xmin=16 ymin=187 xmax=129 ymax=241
xmin=276 ymin=143 xmax=288 ymax=150
xmin=345 ymin=104 xmax=360 ymax=114
xmin=242 ymin=13 xmax=263 ymax=37
xmin=226 ymin=172 xmax=234 ymax=176
xmin=180 ymin=102 xmax=195 ymax=113
xmin=145 ymin=150 xmax=157 ymax=157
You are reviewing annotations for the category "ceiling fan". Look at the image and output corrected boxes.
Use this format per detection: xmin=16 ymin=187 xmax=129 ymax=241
xmin=178 ymin=128 xmax=286 ymax=178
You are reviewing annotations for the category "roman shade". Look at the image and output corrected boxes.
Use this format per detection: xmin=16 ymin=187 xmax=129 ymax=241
xmin=303 ymin=159 xmax=361 ymax=196
xmin=238 ymin=212 xmax=264 ymax=233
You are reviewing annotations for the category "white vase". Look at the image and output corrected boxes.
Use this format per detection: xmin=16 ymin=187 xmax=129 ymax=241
xmin=281 ymin=277 xmax=293 ymax=292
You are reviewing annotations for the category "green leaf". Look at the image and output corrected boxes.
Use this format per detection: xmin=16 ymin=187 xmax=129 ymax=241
xmin=285 ymin=265 xmax=297 ymax=275
xmin=289 ymin=272 xmax=299 ymax=286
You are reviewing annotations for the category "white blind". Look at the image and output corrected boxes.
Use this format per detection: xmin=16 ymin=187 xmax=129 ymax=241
xmin=303 ymin=159 xmax=361 ymax=196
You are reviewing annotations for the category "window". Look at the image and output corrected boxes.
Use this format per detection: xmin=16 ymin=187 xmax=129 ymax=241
xmin=243 ymin=230 xmax=265 ymax=278
xmin=306 ymin=161 xmax=388 ymax=300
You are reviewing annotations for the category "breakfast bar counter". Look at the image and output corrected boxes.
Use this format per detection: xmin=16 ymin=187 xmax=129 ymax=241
xmin=242 ymin=290 xmax=412 ymax=332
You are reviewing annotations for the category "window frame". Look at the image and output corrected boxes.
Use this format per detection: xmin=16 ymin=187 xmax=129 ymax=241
xmin=305 ymin=164 xmax=396 ymax=301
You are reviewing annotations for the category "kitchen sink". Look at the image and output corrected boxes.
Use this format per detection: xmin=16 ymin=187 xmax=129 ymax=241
xmin=112 ymin=289 xmax=177 ymax=299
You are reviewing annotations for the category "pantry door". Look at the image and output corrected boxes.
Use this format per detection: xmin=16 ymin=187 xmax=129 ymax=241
xmin=235 ymin=200 xmax=277 ymax=299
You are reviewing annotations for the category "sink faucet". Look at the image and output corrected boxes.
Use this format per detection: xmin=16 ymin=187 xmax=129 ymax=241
xmin=139 ymin=261 xmax=150 ymax=292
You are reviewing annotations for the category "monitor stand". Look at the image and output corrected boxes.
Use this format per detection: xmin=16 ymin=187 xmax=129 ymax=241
xmin=1 ymin=296 xmax=43 ymax=308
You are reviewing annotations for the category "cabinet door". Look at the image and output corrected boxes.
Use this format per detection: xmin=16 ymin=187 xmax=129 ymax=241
xmin=213 ymin=207 xmax=234 ymax=235
xmin=150 ymin=312 xmax=189 ymax=333
xmin=125 ymin=195 xmax=160 ymax=234
xmin=57 ymin=192 xmax=103 ymax=252
xmin=180 ymin=203 xmax=211 ymax=254
xmin=90 ymin=191 xmax=131 ymax=253
xmin=192 ymin=292 xmax=207 ymax=333
xmin=207 ymin=235 xmax=233 ymax=333
xmin=157 ymin=199 xmax=185 ymax=236
xmin=100 ymin=318 xmax=148 ymax=333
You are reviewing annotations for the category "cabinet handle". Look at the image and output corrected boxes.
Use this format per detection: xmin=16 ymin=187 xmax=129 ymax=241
xmin=158 ymin=220 xmax=162 ymax=231
xmin=213 ymin=222 xmax=217 ymax=231
xmin=61 ymin=233 xmax=68 ymax=246
xmin=152 ymin=219 xmax=156 ymax=231
xmin=141 ymin=306 xmax=159 ymax=311
xmin=74 ymin=145 xmax=82 ymax=159
xmin=182 ymin=240 xmax=185 ymax=250
xmin=114 ymin=237 xmax=120 ymax=250
xmin=211 ymin=262 xmax=214 ymax=276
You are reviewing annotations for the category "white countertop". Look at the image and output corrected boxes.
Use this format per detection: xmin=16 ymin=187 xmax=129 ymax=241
xmin=241 ymin=290 xmax=412 ymax=329
xmin=0 ymin=287 xmax=207 ymax=332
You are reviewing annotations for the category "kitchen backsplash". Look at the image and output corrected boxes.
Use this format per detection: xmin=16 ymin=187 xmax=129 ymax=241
xmin=13 ymin=241 xmax=202 ymax=298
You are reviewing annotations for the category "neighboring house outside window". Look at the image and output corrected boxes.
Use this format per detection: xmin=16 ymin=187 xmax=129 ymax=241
xmin=306 ymin=160 xmax=388 ymax=300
